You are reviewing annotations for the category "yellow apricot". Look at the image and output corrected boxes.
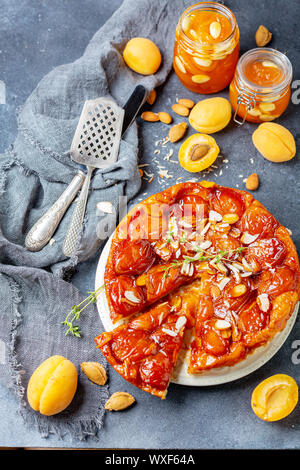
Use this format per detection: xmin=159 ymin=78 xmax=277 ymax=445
xmin=178 ymin=134 xmax=219 ymax=173
xmin=123 ymin=38 xmax=161 ymax=75
xmin=252 ymin=122 xmax=296 ymax=162
xmin=189 ymin=97 xmax=231 ymax=134
xmin=251 ymin=374 xmax=298 ymax=422
xmin=27 ymin=355 xmax=78 ymax=416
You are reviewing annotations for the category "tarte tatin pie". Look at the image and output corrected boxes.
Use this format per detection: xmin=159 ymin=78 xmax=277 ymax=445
xmin=95 ymin=182 xmax=300 ymax=398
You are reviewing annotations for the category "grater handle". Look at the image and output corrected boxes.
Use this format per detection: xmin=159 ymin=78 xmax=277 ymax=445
xmin=62 ymin=166 xmax=94 ymax=257
xmin=25 ymin=171 xmax=85 ymax=252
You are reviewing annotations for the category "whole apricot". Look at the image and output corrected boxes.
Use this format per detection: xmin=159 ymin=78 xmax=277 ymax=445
xmin=27 ymin=355 xmax=78 ymax=416
xmin=252 ymin=122 xmax=296 ymax=162
xmin=189 ymin=97 xmax=231 ymax=134
xmin=178 ymin=134 xmax=219 ymax=172
xmin=123 ymin=38 xmax=161 ymax=75
xmin=251 ymin=374 xmax=298 ymax=422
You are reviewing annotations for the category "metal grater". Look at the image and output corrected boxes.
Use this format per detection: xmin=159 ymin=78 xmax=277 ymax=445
xmin=62 ymin=97 xmax=124 ymax=257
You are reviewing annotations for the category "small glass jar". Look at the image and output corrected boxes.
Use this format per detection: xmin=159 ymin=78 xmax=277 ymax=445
xmin=173 ymin=2 xmax=240 ymax=94
xmin=229 ymin=48 xmax=292 ymax=124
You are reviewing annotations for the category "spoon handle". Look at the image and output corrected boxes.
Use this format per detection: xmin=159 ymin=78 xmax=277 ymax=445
xmin=62 ymin=166 xmax=94 ymax=257
xmin=25 ymin=171 xmax=85 ymax=252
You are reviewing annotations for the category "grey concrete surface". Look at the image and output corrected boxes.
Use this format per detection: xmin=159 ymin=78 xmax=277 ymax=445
xmin=0 ymin=0 xmax=300 ymax=449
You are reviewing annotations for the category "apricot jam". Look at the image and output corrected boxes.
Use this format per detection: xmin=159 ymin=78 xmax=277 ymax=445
xmin=229 ymin=48 xmax=292 ymax=124
xmin=173 ymin=2 xmax=240 ymax=94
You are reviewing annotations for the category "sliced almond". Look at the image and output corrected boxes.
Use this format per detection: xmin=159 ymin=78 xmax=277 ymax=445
xmin=214 ymin=261 xmax=228 ymax=275
xmin=255 ymin=25 xmax=272 ymax=47
xmin=241 ymin=257 xmax=252 ymax=272
xmin=200 ymin=222 xmax=211 ymax=236
xmin=230 ymin=227 xmax=241 ymax=238
xmin=260 ymin=114 xmax=277 ymax=121
xmin=215 ymin=319 xmax=231 ymax=330
xmin=222 ymin=213 xmax=239 ymax=224
xmin=158 ymin=112 xmax=172 ymax=124
xmin=174 ymin=56 xmax=186 ymax=74
xmin=169 ymin=122 xmax=188 ymax=143
xmin=175 ymin=316 xmax=187 ymax=331
xmin=241 ymin=232 xmax=259 ymax=244
xmin=162 ymin=327 xmax=178 ymax=337
xmin=199 ymin=240 xmax=212 ymax=250
xmin=259 ymin=102 xmax=276 ymax=113
xmin=188 ymin=263 xmax=194 ymax=277
xmin=147 ymin=89 xmax=157 ymax=105
xmin=124 ymin=291 xmax=141 ymax=303
xmin=230 ymin=283 xmax=247 ymax=297
xmin=191 ymin=74 xmax=210 ymax=84
xmin=246 ymin=173 xmax=259 ymax=191
xmin=248 ymin=107 xmax=261 ymax=117
xmin=257 ymin=293 xmax=270 ymax=312
xmin=178 ymin=98 xmax=195 ymax=109
xmin=181 ymin=262 xmax=190 ymax=275
xmin=96 ymin=201 xmax=113 ymax=214
xmin=217 ymin=277 xmax=231 ymax=291
xmin=193 ymin=57 xmax=212 ymax=68
xmin=141 ymin=111 xmax=159 ymax=122
xmin=209 ymin=210 xmax=223 ymax=222
xmin=214 ymin=222 xmax=231 ymax=234
xmin=210 ymin=21 xmax=221 ymax=39
xmin=262 ymin=60 xmax=278 ymax=69
xmin=211 ymin=285 xmax=221 ymax=299
xmin=172 ymin=103 xmax=190 ymax=116
xmin=181 ymin=15 xmax=191 ymax=33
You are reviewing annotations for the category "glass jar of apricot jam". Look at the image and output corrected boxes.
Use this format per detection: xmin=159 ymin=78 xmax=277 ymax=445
xmin=229 ymin=48 xmax=293 ymax=124
xmin=173 ymin=2 xmax=240 ymax=94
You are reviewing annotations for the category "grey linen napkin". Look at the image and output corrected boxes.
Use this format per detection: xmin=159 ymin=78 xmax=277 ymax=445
xmin=0 ymin=0 xmax=188 ymax=440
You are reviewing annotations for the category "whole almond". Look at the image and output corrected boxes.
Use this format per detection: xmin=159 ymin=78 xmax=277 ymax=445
xmin=172 ymin=103 xmax=190 ymax=117
xmin=169 ymin=122 xmax=188 ymax=143
xmin=147 ymin=89 xmax=157 ymax=105
xmin=141 ymin=111 xmax=159 ymax=122
xmin=255 ymin=25 xmax=272 ymax=47
xmin=246 ymin=173 xmax=259 ymax=191
xmin=178 ymin=98 xmax=195 ymax=109
xmin=105 ymin=391 xmax=135 ymax=411
xmin=158 ymin=112 xmax=172 ymax=124
xmin=80 ymin=362 xmax=107 ymax=385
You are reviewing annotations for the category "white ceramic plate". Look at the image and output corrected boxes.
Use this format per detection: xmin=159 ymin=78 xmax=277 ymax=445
xmin=95 ymin=234 xmax=299 ymax=386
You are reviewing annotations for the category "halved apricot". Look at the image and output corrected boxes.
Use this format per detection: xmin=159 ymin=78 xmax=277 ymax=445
xmin=178 ymin=134 xmax=219 ymax=173
xmin=251 ymin=374 xmax=298 ymax=422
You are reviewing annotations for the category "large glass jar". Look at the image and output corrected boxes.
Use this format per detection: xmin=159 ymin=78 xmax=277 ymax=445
xmin=173 ymin=2 xmax=240 ymax=94
xmin=229 ymin=48 xmax=292 ymax=124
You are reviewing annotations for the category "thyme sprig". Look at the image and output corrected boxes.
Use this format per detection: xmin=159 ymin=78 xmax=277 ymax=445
xmin=62 ymin=284 xmax=105 ymax=337
xmin=162 ymin=246 xmax=246 ymax=279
